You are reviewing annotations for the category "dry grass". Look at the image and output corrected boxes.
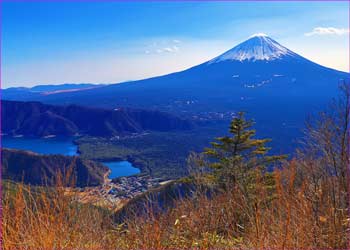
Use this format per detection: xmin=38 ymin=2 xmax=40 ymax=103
xmin=119 ymin=160 xmax=349 ymax=249
xmin=2 ymin=171 xmax=117 ymax=250
xmin=2 ymin=158 xmax=349 ymax=249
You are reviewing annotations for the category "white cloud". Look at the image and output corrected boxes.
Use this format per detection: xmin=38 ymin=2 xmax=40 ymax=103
xmin=305 ymin=27 xmax=350 ymax=36
xmin=145 ymin=39 xmax=182 ymax=55
xmin=163 ymin=47 xmax=174 ymax=52
xmin=155 ymin=45 xmax=179 ymax=54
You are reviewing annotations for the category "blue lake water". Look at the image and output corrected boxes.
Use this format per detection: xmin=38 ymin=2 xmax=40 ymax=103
xmin=1 ymin=136 xmax=140 ymax=178
xmin=102 ymin=161 xmax=140 ymax=179
xmin=1 ymin=136 xmax=78 ymax=155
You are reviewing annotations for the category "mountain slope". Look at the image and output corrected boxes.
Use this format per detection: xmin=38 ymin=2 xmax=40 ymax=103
xmin=1 ymin=148 xmax=108 ymax=187
xmin=1 ymin=100 xmax=193 ymax=137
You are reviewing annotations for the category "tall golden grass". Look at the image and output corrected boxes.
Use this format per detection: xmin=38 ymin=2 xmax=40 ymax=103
xmin=117 ymin=160 xmax=349 ymax=249
xmin=2 ymin=170 xmax=117 ymax=249
xmin=2 ymin=158 xmax=349 ymax=249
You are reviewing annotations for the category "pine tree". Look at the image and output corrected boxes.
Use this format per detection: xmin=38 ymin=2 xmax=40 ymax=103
xmin=205 ymin=112 xmax=286 ymax=185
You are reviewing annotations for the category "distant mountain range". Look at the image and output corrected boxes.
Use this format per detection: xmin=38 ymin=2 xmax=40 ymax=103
xmin=3 ymin=83 xmax=106 ymax=100
xmin=1 ymin=100 xmax=193 ymax=137
xmin=1 ymin=148 xmax=108 ymax=187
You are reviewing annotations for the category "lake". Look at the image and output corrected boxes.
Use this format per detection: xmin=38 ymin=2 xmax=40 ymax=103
xmin=102 ymin=161 xmax=140 ymax=179
xmin=1 ymin=136 xmax=140 ymax=178
xmin=1 ymin=136 xmax=78 ymax=155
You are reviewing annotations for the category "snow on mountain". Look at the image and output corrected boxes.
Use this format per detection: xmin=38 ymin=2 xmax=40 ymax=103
xmin=208 ymin=34 xmax=299 ymax=63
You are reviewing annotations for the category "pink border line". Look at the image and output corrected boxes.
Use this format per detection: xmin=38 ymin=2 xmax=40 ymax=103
xmin=347 ymin=1 xmax=350 ymax=250
xmin=1 ymin=0 xmax=3 ymax=248
xmin=5 ymin=0 xmax=350 ymax=1
xmin=0 ymin=1 xmax=349 ymax=250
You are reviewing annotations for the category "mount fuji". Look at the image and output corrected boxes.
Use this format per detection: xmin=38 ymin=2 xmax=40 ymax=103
xmin=3 ymin=34 xmax=349 ymax=150
xmin=209 ymin=33 xmax=299 ymax=62
xmin=5 ymin=34 xmax=347 ymax=111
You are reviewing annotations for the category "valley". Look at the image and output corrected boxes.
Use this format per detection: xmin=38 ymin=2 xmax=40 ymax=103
xmin=75 ymin=124 xmax=226 ymax=179
xmin=71 ymin=174 xmax=171 ymax=211
xmin=1 ymin=135 xmax=174 ymax=210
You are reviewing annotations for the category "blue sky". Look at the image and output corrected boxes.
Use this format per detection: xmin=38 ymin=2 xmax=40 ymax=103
xmin=2 ymin=1 xmax=349 ymax=88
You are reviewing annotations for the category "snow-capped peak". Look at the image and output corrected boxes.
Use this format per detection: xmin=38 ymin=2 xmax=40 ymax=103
xmin=208 ymin=35 xmax=299 ymax=63
xmin=249 ymin=33 xmax=268 ymax=38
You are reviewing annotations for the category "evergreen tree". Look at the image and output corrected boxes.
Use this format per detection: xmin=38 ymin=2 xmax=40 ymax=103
xmin=205 ymin=112 xmax=286 ymax=185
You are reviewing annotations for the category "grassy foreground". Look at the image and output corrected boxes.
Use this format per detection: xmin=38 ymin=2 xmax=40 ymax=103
xmin=2 ymin=159 xmax=349 ymax=249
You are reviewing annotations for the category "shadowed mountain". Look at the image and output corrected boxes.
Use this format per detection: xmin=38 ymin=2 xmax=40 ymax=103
xmin=1 ymin=148 xmax=109 ymax=187
xmin=1 ymin=100 xmax=194 ymax=137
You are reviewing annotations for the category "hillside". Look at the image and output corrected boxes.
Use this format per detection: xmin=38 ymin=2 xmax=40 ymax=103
xmin=1 ymin=100 xmax=193 ymax=137
xmin=1 ymin=148 xmax=108 ymax=187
